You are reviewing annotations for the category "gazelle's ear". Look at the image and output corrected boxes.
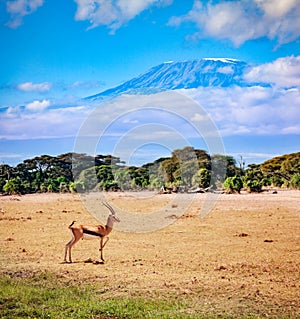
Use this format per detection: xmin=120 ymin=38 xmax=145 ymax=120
xmin=103 ymin=201 xmax=115 ymax=215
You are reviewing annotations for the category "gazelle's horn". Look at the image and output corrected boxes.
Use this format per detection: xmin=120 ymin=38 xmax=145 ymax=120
xmin=103 ymin=201 xmax=115 ymax=215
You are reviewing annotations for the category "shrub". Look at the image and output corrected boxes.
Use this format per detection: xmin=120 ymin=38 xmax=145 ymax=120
xmin=271 ymin=175 xmax=284 ymax=187
xmin=3 ymin=178 xmax=24 ymax=195
xmin=244 ymin=179 xmax=262 ymax=193
xmin=290 ymin=173 xmax=300 ymax=189
xmin=223 ymin=176 xmax=243 ymax=193
xmin=69 ymin=181 xmax=85 ymax=193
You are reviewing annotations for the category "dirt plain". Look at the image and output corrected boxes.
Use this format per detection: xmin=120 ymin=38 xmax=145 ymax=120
xmin=0 ymin=190 xmax=299 ymax=318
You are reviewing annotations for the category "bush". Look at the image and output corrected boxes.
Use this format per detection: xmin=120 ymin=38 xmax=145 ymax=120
xmin=69 ymin=181 xmax=85 ymax=193
xmin=59 ymin=182 xmax=69 ymax=193
xmin=244 ymin=179 xmax=262 ymax=193
xmin=149 ymin=176 xmax=164 ymax=190
xmin=290 ymin=173 xmax=300 ymax=189
xmin=271 ymin=175 xmax=284 ymax=187
xmin=223 ymin=176 xmax=243 ymax=193
xmin=98 ymin=180 xmax=119 ymax=191
xmin=3 ymin=178 xmax=24 ymax=195
xmin=243 ymin=168 xmax=263 ymax=193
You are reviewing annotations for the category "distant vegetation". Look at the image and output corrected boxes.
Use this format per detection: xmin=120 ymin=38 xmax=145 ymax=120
xmin=0 ymin=147 xmax=299 ymax=195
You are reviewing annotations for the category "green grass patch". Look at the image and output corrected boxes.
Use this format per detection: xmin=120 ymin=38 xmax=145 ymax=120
xmin=0 ymin=271 xmax=198 ymax=319
xmin=1 ymin=271 xmax=289 ymax=319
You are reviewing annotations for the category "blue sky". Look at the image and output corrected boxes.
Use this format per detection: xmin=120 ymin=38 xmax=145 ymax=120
xmin=1 ymin=0 xmax=300 ymax=166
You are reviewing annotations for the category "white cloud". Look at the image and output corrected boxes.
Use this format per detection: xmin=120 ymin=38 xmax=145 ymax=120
xmin=232 ymin=152 xmax=280 ymax=160
xmin=0 ymin=104 xmax=90 ymax=139
xmin=254 ymin=0 xmax=297 ymax=19
xmin=230 ymin=152 xmax=282 ymax=165
xmin=169 ymin=0 xmax=300 ymax=47
xmin=244 ymin=56 xmax=300 ymax=88
xmin=6 ymin=0 xmax=44 ymax=28
xmin=74 ymin=0 xmax=173 ymax=33
xmin=182 ymin=84 xmax=300 ymax=136
xmin=25 ymin=99 xmax=51 ymax=112
xmin=191 ymin=113 xmax=208 ymax=122
xmin=282 ymin=125 xmax=300 ymax=134
xmin=4 ymin=105 xmax=22 ymax=118
xmin=17 ymin=81 xmax=52 ymax=92
xmin=123 ymin=118 xmax=139 ymax=124
xmin=1 ymin=77 xmax=299 ymax=147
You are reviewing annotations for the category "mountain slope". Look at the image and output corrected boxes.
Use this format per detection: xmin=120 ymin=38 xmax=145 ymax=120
xmin=86 ymin=58 xmax=249 ymax=101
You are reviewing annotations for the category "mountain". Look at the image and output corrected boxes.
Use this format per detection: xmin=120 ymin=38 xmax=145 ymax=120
xmin=86 ymin=58 xmax=249 ymax=101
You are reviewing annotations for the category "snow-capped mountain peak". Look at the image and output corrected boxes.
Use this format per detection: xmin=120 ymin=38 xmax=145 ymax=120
xmin=202 ymin=57 xmax=240 ymax=63
xmin=86 ymin=58 xmax=249 ymax=101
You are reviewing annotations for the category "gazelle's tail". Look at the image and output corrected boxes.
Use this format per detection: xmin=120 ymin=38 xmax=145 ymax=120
xmin=68 ymin=221 xmax=76 ymax=228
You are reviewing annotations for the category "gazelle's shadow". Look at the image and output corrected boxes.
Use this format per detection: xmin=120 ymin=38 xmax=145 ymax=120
xmin=60 ymin=259 xmax=105 ymax=265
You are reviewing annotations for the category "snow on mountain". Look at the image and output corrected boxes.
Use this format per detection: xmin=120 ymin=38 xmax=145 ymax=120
xmin=86 ymin=58 xmax=249 ymax=101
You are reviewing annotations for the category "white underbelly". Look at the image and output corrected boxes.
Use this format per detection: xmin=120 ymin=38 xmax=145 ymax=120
xmin=82 ymin=233 xmax=100 ymax=239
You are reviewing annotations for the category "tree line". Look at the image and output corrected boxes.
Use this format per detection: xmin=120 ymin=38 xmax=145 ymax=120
xmin=1 ymin=147 xmax=299 ymax=195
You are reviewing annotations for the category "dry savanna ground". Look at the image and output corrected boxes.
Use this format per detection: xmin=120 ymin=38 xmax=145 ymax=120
xmin=0 ymin=190 xmax=299 ymax=318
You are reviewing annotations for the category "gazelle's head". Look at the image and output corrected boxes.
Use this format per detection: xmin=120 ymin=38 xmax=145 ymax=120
xmin=110 ymin=214 xmax=121 ymax=223
xmin=103 ymin=202 xmax=121 ymax=223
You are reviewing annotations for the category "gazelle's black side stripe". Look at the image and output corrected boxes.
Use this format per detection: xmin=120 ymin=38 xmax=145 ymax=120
xmin=83 ymin=229 xmax=103 ymax=237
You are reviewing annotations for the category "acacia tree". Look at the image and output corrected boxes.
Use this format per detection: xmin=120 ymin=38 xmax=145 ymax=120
xmin=114 ymin=168 xmax=132 ymax=190
xmin=3 ymin=149 xmax=299 ymax=194
xmin=143 ymin=158 xmax=165 ymax=190
xmin=159 ymin=158 xmax=178 ymax=184
xmin=96 ymin=165 xmax=118 ymax=191
xmin=159 ymin=147 xmax=211 ymax=187
xmin=211 ymin=154 xmax=239 ymax=187
xmin=260 ymin=152 xmax=300 ymax=186
xmin=77 ymin=167 xmax=98 ymax=191
xmin=72 ymin=153 xmax=95 ymax=181
xmin=174 ymin=160 xmax=199 ymax=187
xmin=192 ymin=168 xmax=211 ymax=188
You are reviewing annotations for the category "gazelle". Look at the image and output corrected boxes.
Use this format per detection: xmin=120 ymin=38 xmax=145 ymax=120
xmin=64 ymin=202 xmax=120 ymax=263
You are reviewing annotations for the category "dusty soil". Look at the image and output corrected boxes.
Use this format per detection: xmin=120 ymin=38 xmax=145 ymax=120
xmin=0 ymin=190 xmax=299 ymax=318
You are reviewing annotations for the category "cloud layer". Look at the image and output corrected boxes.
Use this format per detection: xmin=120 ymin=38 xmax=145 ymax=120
xmin=74 ymin=0 xmax=173 ymax=33
xmin=25 ymin=99 xmax=50 ymax=112
xmin=5 ymin=0 xmax=172 ymax=30
xmin=184 ymin=85 xmax=300 ymax=136
xmin=5 ymin=0 xmax=300 ymax=48
xmin=6 ymin=0 xmax=44 ymax=28
xmin=1 ymin=55 xmax=300 ymax=142
xmin=17 ymin=81 xmax=52 ymax=92
xmin=169 ymin=0 xmax=300 ymax=47
xmin=1 ymin=103 xmax=89 ymax=139
xmin=244 ymin=56 xmax=300 ymax=87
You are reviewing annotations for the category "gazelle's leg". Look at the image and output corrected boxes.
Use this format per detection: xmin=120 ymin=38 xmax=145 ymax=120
xmin=99 ymin=237 xmax=109 ymax=263
xmin=99 ymin=237 xmax=104 ymax=262
xmin=66 ymin=236 xmax=81 ymax=263
xmin=64 ymin=237 xmax=74 ymax=262
xmin=102 ymin=237 xmax=109 ymax=249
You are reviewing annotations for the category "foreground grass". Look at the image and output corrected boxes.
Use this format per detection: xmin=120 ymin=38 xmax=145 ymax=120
xmin=0 ymin=271 xmax=201 ymax=319
xmin=0 ymin=271 xmax=294 ymax=319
